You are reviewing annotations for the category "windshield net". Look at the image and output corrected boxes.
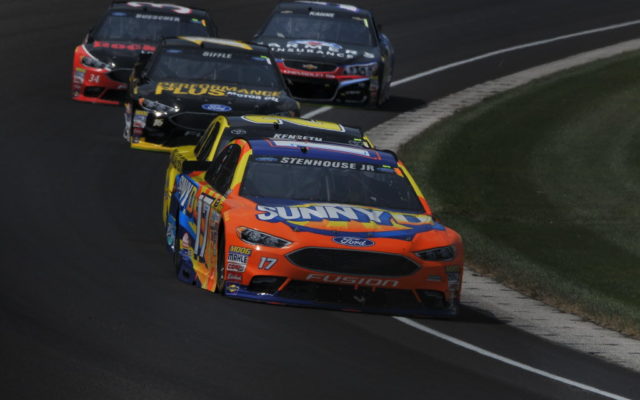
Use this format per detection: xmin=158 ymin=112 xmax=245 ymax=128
xmin=262 ymin=13 xmax=373 ymax=46
xmin=94 ymin=12 xmax=208 ymax=42
xmin=241 ymin=156 xmax=423 ymax=212
xmin=148 ymin=49 xmax=283 ymax=88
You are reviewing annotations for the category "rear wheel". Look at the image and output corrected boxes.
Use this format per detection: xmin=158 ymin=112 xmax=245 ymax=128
xmin=215 ymin=229 xmax=226 ymax=294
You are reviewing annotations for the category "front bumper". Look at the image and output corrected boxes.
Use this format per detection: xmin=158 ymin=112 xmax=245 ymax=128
xmin=220 ymin=241 xmax=462 ymax=317
xmin=224 ymin=281 xmax=459 ymax=317
xmin=126 ymin=106 xmax=210 ymax=152
xmin=277 ymin=60 xmax=378 ymax=104
xmin=72 ymin=66 xmax=130 ymax=105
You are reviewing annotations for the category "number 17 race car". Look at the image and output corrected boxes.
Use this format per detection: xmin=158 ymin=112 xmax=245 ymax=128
xmin=164 ymin=137 xmax=464 ymax=316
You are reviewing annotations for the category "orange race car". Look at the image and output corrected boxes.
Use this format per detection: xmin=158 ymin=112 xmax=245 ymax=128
xmin=164 ymin=137 xmax=464 ymax=316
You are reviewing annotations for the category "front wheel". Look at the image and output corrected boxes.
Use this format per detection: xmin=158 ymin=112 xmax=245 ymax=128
xmin=215 ymin=230 xmax=226 ymax=294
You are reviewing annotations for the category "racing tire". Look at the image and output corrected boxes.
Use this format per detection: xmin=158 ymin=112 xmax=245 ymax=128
xmin=215 ymin=228 xmax=226 ymax=294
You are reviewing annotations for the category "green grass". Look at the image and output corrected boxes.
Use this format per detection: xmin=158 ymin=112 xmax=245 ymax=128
xmin=399 ymin=51 xmax=640 ymax=336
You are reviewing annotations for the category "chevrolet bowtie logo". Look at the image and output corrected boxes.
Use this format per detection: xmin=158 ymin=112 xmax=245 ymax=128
xmin=302 ymin=64 xmax=318 ymax=70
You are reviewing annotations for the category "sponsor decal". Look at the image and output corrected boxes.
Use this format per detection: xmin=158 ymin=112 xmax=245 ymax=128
xmin=278 ymin=157 xmax=375 ymax=171
xmin=332 ymin=236 xmax=374 ymax=247
xmin=306 ymin=273 xmax=399 ymax=288
xmin=255 ymin=203 xmax=440 ymax=239
xmin=363 ymin=51 xmax=375 ymax=59
xmin=202 ymin=103 xmax=232 ymax=112
xmin=227 ymin=252 xmax=249 ymax=265
xmin=227 ymin=263 xmax=246 ymax=273
xmin=93 ymin=41 xmax=156 ymax=52
xmin=230 ymin=128 xmax=246 ymax=135
xmin=135 ymin=14 xmax=180 ymax=22
xmin=229 ymin=245 xmax=252 ymax=255
xmin=256 ymin=204 xmax=430 ymax=225
xmin=267 ymin=41 xmax=358 ymax=59
xmin=202 ymin=51 xmax=232 ymax=59
xmin=133 ymin=110 xmax=148 ymax=128
xmin=127 ymin=2 xmax=192 ymax=14
xmin=302 ymin=64 xmax=318 ymax=70
xmin=226 ymin=272 xmax=243 ymax=282
xmin=272 ymin=133 xmax=322 ymax=142
xmin=227 ymin=283 xmax=240 ymax=293
xmin=73 ymin=69 xmax=85 ymax=84
xmin=310 ymin=11 xmax=334 ymax=17
xmin=254 ymin=157 xmax=279 ymax=162
xmin=155 ymin=82 xmax=281 ymax=101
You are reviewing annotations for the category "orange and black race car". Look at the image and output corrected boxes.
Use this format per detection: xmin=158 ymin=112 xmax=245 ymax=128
xmin=72 ymin=1 xmax=216 ymax=105
xmin=163 ymin=136 xmax=464 ymax=316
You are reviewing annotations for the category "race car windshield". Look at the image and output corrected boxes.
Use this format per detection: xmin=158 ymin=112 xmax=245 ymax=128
xmin=241 ymin=156 xmax=424 ymax=213
xmin=93 ymin=12 xmax=208 ymax=42
xmin=148 ymin=49 xmax=283 ymax=89
xmin=261 ymin=13 xmax=374 ymax=46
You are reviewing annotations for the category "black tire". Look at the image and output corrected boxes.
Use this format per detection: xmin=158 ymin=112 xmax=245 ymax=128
xmin=215 ymin=229 xmax=226 ymax=294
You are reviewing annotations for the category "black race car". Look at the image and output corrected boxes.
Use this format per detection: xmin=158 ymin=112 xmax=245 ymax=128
xmin=72 ymin=1 xmax=216 ymax=105
xmin=123 ymin=37 xmax=300 ymax=151
xmin=253 ymin=1 xmax=394 ymax=106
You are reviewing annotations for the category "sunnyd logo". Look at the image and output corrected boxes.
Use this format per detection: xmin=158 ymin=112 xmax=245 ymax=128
xmin=333 ymin=237 xmax=374 ymax=247
xmin=254 ymin=205 xmax=440 ymax=242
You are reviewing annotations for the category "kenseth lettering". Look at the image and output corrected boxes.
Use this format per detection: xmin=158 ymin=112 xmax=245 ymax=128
xmin=280 ymin=157 xmax=375 ymax=171
xmin=272 ymin=133 xmax=323 ymax=142
xmin=256 ymin=204 xmax=431 ymax=225
xmin=306 ymin=273 xmax=399 ymax=288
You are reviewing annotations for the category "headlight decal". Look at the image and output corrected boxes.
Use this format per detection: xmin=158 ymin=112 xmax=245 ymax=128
xmin=237 ymin=227 xmax=291 ymax=248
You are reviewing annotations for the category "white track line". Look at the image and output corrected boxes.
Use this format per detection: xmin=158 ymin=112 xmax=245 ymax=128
xmin=300 ymin=18 xmax=640 ymax=119
xmin=395 ymin=317 xmax=631 ymax=400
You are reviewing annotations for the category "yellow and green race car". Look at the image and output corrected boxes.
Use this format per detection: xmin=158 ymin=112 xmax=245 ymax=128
xmin=162 ymin=114 xmax=373 ymax=225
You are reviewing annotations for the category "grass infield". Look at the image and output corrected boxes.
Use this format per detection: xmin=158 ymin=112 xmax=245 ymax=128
xmin=399 ymin=51 xmax=640 ymax=337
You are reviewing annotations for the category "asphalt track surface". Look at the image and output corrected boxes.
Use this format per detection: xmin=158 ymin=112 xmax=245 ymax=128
xmin=2 ymin=1 xmax=640 ymax=399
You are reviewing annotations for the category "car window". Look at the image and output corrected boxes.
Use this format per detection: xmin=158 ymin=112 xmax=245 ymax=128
xmin=205 ymin=144 xmax=241 ymax=194
xmin=195 ymin=122 xmax=221 ymax=161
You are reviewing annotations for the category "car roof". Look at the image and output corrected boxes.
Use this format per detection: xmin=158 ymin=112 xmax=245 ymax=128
xmin=225 ymin=116 xmax=362 ymax=140
xmin=109 ymin=1 xmax=210 ymax=19
xmin=275 ymin=1 xmax=372 ymax=18
xmin=160 ymin=37 xmax=269 ymax=54
xmin=246 ymin=138 xmax=396 ymax=166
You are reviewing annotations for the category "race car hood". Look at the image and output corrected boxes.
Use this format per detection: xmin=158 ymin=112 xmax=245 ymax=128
xmin=85 ymin=40 xmax=156 ymax=69
xmin=243 ymin=198 xmax=445 ymax=240
xmin=255 ymin=37 xmax=380 ymax=65
xmin=137 ymin=80 xmax=298 ymax=115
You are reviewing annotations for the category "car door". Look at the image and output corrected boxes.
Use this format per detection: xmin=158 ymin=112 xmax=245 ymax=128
xmin=190 ymin=144 xmax=243 ymax=289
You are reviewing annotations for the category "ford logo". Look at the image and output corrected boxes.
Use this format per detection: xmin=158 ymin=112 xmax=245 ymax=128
xmin=333 ymin=237 xmax=375 ymax=247
xmin=202 ymin=104 xmax=232 ymax=112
